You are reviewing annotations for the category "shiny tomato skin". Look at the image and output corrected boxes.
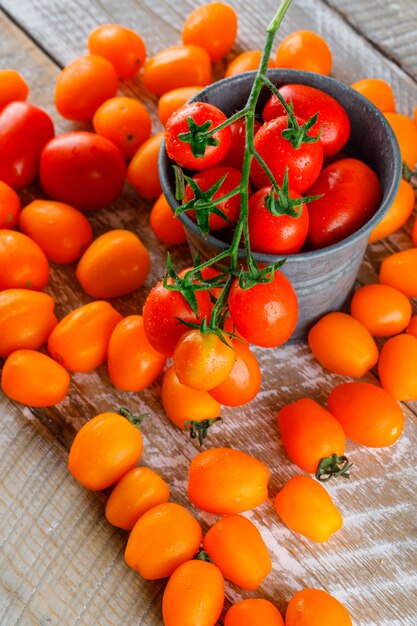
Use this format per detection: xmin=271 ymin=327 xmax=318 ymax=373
xmin=225 ymin=50 xmax=275 ymax=78
xmin=0 ymin=70 xmax=29 ymax=110
xmin=40 ymin=132 xmax=126 ymax=211
xmin=263 ymin=84 xmax=350 ymax=157
xmin=143 ymin=45 xmax=211 ymax=96
xmin=165 ymin=102 xmax=232 ymax=170
xmin=150 ymin=194 xmax=187 ymax=245
xmin=248 ymin=186 xmax=309 ymax=254
xmin=384 ymin=112 xmax=417 ymax=169
xmin=286 ymin=589 xmax=352 ymax=626
xmin=221 ymin=118 xmax=261 ymax=170
xmin=369 ymin=178 xmax=415 ymax=243
xmin=158 ymin=86 xmax=204 ymax=126
xmin=88 ymin=24 xmax=146 ymax=79
xmin=307 ymin=158 xmax=382 ymax=249
xmin=250 ymin=116 xmax=323 ymax=193
xmin=351 ymin=78 xmax=395 ymax=113
xmin=0 ymin=101 xmax=54 ymax=189
xmin=0 ymin=181 xmax=21 ymax=229
xmin=350 ymin=283 xmax=412 ymax=337
xmin=0 ymin=230 xmax=49 ymax=291
xmin=275 ymin=31 xmax=332 ymax=76
xmin=209 ymin=339 xmax=261 ymax=407
xmin=379 ymin=248 xmax=417 ymax=298
xmin=182 ymin=2 xmax=237 ymax=61
xmin=378 ymin=334 xmax=417 ymax=401
xmin=127 ymin=132 xmax=163 ymax=199
xmin=224 ymin=599 xmax=284 ymax=626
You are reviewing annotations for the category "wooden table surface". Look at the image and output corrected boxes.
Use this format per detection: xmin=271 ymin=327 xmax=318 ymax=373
xmin=1 ymin=1 xmax=416 ymax=624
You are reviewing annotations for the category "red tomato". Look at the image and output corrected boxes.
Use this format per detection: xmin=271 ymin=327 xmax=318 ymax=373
xmin=250 ymin=116 xmax=323 ymax=193
xmin=248 ymin=186 xmax=309 ymax=254
xmin=165 ymin=102 xmax=232 ymax=170
xmin=307 ymin=158 xmax=382 ymax=249
xmin=40 ymin=132 xmax=126 ymax=211
xmin=0 ymin=101 xmax=54 ymax=189
xmin=221 ymin=118 xmax=261 ymax=170
xmin=263 ymin=84 xmax=350 ymax=158
xmin=228 ymin=270 xmax=298 ymax=348
xmin=0 ymin=181 xmax=21 ymax=229
xmin=0 ymin=230 xmax=49 ymax=291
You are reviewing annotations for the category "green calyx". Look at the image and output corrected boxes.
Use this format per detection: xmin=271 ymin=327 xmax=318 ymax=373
xmin=264 ymin=168 xmax=323 ymax=218
xmin=184 ymin=417 xmax=222 ymax=446
xmin=117 ymin=406 xmax=147 ymax=429
xmin=281 ymin=110 xmax=321 ymax=149
xmin=194 ymin=550 xmax=214 ymax=563
xmin=316 ymin=453 xmax=352 ymax=482
xmin=177 ymin=116 xmax=220 ymax=158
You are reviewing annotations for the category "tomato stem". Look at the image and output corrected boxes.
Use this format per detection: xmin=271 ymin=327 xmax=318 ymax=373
xmin=117 ymin=406 xmax=147 ymax=429
xmin=184 ymin=417 xmax=222 ymax=446
xmin=316 ymin=454 xmax=352 ymax=482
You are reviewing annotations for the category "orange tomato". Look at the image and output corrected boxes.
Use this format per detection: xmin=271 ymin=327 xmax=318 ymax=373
xmin=127 ymin=132 xmax=163 ymax=199
xmin=55 ymin=55 xmax=118 ymax=121
xmin=0 ymin=289 xmax=57 ymax=357
xmin=0 ymin=180 xmax=21 ymax=228
xmin=105 ymin=466 xmax=170 ymax=530
xmin=150 ymin=193 xmax=187 ymax=245
xmin=379 ymin=248 xmax=417 ymax=298
xmin=384 ymin=112 xmax=417 ymax=169
xmin=225 ymin=50 xmax=276 ymax=77
xmin=209 ymin=339 xmax=261 ymax=406
xmin=47 ymin=301 xmax=122 ymax=372
xmin=76 ymin=229 xmax=150 ymax=299
xmin=182 ymin=2 xmax=237 ymax=62
xmin=158 ymin=87 xmax=203 ymax=125
xmin=225 ymin=599 xmax=284 ymax=626
xmin=1 ymin=349 xmax=70 ymax=407
xmin=68 ymin=411 xmax=143 ymax=490
xmin=286 ymin=589 xmax=352 ymax=626
xmin=107 ymin=315 xmax=166 ymax=391
xmin=407 ymin=315 xmax=417 ymax=338
xmin=93 ymin=97 xmax=152 ymax=159
xmin=275 ymin=31 xmax=332 ymax=75
xmin=350 ymin=283 xmax=412 ymax=337
xmin=19 ymin=200 xmax=93 ymax=263
xmin=0 ymin=69 xmax=29 ymax=110
xmin=203 ymin=514 xmax=271 ymax=589
xmin=328 ymin=381 xmax=405 ymax=447
xmin=0 ymin=230 xmax=49 ymax=291
xmin=274 ymin=475 xmax=343 ymax=542
xmin=143 ymin=46 xmax=211 ymax=96
xmin=125 ymin=502 xmax=202 ymax=579
xmin=413 ymin=213 xmax=417 ymax=246
xmin=369 ymin=178 xmax=415 ymax=243
xmin=308 ymin=312 xmax=379 ymax=377
xmin=188 ymin=447 xmax=270 ymax=514
xmin=378 ymin=333 xmax=417 ymax=401
xmin=351 ymin=78 xmax=395 ymax=112
xmin=162 ymin=559 xmax=224 ymax=626
xmin=88 ymin=24 xmax=146 ymax=79
xmin=277 ymin=398 xmax=347 ymax=477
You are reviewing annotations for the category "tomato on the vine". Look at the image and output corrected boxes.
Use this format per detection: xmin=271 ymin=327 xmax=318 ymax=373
xmin=209 ymin=339 xmax=261 ymax=407
xmin=220 ymin=117 xmax=261 ymax=170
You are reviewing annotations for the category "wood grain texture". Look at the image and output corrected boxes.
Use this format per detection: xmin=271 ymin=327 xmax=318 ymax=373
xmin=0 ymin=1 xmax=417 ymax=625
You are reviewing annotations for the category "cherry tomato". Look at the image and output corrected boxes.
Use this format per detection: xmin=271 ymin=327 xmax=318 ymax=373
xmin=250 ymin=116 xmax=324 ymax=193
xmin=0 ymin=101 xmax=54 ymax=189
xmin=125 ymin=502 xmax=202 ymax=579
xmin=162 ymin=559 xmax=224 ymax=626
xmin=47 ymin=301 xmax=122 ymax=372
xmin=40 ymin=132 xmax=126 ymax=211
xmin=1 ymin=349 xmax=70 ymax=407
xmin=0 ymin=69 xmax=29 ymax=110
xmin=150 ymin=193 xmax=187 ymax=245
xmin=203 ymin=514 xmax=271 ymax=589
xmin=55 ymin=55 xmax=118 ymax=121
xmin=209 ymin=339 xmax=261 ymax=406
xmin=0 ymin=230 xmax=49 ymax=291
xmin=165 ymin=102 xmax=232 ymax=170
xmin=19 ymin=200 xmax=93 ymax=263
xmin=350 ymin=283 xmax=412 ymax=337
xmin=127 ymin=132 xmax=163 ymax=199
xmin=369 ymin=178 xmax=415 ymax=243
xmin=407 ymin=315 xmax=417 ymax=338
xmin=308 ymin=312 xmax=379 ymax=377
xmin=188 ymin=447 xmax=270 ymax=514
xmin=225 ymin=599 xmax=284 ymax=626
xmin=68 ymin=411 xmax=143 ymax=490
xmin=328 ymin=382 xmax=405 ymax=447
xmin=105 ymin=466 xmax=170 ymax=531
xmin=379 ymin=248 xmax=417 ymax=298
xmin=384 ymin=112 xmax=417 ymax=169
xmin=378 ymin=334 xmax=417 ymax=401
xmin=274 ymin=475 xmax=342 ymax=542
xmin=307 ymin=158 xmax=382 ymax=249
xmin=107 ymin=315 xmax=166 ymax=392
xmin=143 ymin=45 xmax=211 ymax=96
xmin=263 ymin=84 xmax=350 ymax=158
xmin=183 ymin=166 xmax=241 ymax=231
xmin=286 ymin=589 xmax=352 ymax=626
xmin=161 ymin=365 xmax=221 ymax=431
xmin=248 ymin=186 xmax=309 ymax=254
xmin=158 ymin=86 xmax=203 ymax=126
xmin=225 ymin=50 xmax=275 ymax=77
xmin=0 ymin=289 xmax=57 ymax=357
xmin=351 ymin=78 xmax=395 ymax=113
xmin=88 ymin=24 xmax=146 ymax=78
xmin=276 ymin=31 xmax=332 ymax=75
xmin=277 ymin=398 xmax=346 ymax=475
xmin=413 ymin=213 xmax=417 ymax=246
xmin=76 ymin=229 xmax=150 ymax=299
xmin=182 ymin=2 xmax=237 ymax=61
xmin=93 ymin=96 xmax=151 ymax=159
xmin=221 ymin=117 xmax=261 ymax=170
xmin=0 ymin=181 xmax=21 ymax=229
xmin=228 ymin=270 xmax=298 ymax=348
